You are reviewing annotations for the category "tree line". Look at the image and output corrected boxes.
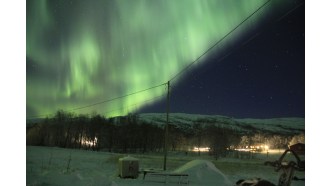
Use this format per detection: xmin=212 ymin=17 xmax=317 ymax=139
xmin=27 ymin=111 xmax=165 ymax=153
xmin=27 ymin=110 xmax=304 ymax=159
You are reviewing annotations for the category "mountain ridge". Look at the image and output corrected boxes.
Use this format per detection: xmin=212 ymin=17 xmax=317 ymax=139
xmin=137 ymin=113 xmax=304 ymax=135
xmin=27 ymin=113 xmax=304 ymax=135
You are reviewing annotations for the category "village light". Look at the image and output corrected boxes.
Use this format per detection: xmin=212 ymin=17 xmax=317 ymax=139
xmin=235 ymin=148 xmax=250 ymax=152
xmin=81 ymin=137 xmax=98 ymax=146
xmin=192 ymin=147 xmax=210 ymax=152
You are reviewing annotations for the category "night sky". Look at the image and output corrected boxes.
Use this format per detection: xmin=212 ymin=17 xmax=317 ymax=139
xmin=141 ymin=1 xmax=305 ymax=118
xmin=26 ymin=0 xmax=305 ymax=119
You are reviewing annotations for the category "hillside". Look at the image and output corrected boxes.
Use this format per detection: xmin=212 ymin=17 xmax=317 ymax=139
xmin=138 ymin=113 xmax=305 ymax=135
xmin=27 ymin=113 xmax=305 ymax=135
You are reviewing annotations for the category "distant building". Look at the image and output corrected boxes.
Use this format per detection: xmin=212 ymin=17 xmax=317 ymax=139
xmin=289 ymin=143 xmax=305 ymax=155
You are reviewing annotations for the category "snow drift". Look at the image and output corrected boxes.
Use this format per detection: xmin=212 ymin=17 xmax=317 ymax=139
xmin=173 ymin=159 xmax=233 ymax=186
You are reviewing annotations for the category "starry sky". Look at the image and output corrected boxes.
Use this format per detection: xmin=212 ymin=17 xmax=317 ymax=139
xmin=26 ymin=0 xmax=305 ymax=119
xmin=141 ymin=1 xmax=305 ymax=118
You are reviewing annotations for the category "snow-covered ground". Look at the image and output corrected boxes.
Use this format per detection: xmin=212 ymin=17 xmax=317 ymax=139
xmin=27 ymin=146 xmax=305 ymax=186
xmin=138 ymin=113 xmax=305 ymax=135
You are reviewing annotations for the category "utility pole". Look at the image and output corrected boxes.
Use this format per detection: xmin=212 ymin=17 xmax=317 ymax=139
xmin=163 ymin=81 xmax=170 ymax=170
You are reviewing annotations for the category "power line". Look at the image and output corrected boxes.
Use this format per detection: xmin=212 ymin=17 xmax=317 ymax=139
xmin=27 ymin=83 xmax=167 ymax=119
xmin=101 ymin=95 xmax=165 ymax=116
xmin=68 ymin=83 xmax=166 ymax=111
xmin=275 ymin=1 xmax=304 ymax=22
xmin=27 ymin=0 xmax=274 ymax=120
xmin=190 ymin=0 xmax=305 ymax=79
xmin=169 ymin=0 xmax=272 ymax=82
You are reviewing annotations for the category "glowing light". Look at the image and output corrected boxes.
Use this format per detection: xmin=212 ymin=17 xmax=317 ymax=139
xmin=237 ymin=144 xmax=270 ymax=152
xmin=81 ymin=137 xmax=98 ymax=147
xmin=27 ymin=0 xmax=286 ymax=117
xmin=192 ymin=147 xmax=210 ymax=152
xmin=235 ymin=148 xmax=251 ymax=152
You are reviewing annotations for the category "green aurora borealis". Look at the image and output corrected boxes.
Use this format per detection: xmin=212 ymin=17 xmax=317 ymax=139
xmin=27 ymin=0 xmax=287 ymax=118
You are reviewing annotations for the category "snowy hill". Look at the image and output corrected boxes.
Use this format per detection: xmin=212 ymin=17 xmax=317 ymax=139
xmin=27 ymin=113 xmax=305 ymax=135
xmin=138 ymin=113 xmax=304 ymax=135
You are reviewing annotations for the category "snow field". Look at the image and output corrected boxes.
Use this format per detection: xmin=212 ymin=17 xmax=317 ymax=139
xmin=27 ymin=146 xmax=304 ymax=186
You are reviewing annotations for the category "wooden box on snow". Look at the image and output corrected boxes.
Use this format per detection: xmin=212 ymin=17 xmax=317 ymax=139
xmin=118 ymin=156 xmax=139 ymax=178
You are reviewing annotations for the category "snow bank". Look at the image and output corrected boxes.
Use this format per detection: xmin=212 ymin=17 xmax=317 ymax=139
xmin=172 ymin=159 xmax=233 ymax=186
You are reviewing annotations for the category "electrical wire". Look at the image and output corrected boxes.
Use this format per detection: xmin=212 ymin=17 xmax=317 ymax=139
xmin=101 ymin=94 xmax=165 ymax=116
xmin=27 ymin=0 xmax=280 ymax=120
xmin=27 ymin=83 xmax=166 ymax=119
xmin=169 ymin=0 xmax=272 ymax=82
